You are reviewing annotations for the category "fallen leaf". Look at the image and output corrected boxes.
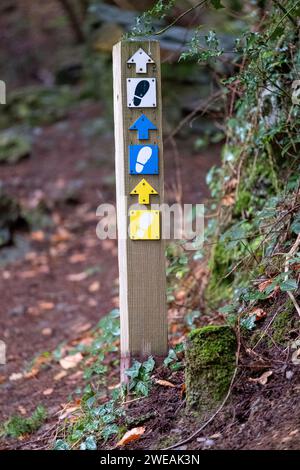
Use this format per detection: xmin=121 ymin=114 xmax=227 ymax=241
xmin=180 ymin=383 xmax=186 ymax=399
xmin=108 ymin=382 xmax=121 ymax=390
xmin=59 ymin=405 xmax=80 ymax=421
xmin=175 ymin=290 xmax=186 ymax=301
xmin=257 ymin=279 xmax=279 ymax=298
xmin=31 ymin=230 xmax=45 ymax=242
xmin=221 ymin=193 xmax=235 ymax=207
xmin=43 ymin=388 xmax=54 ymax=396
xmin=59 ymin=352 xmax=83 ymax=370
xmin=69 ymin=253 xmax=86 ymax=264
xmin=74 ymin=322 xmax=92 ymax=334
xmin=249 ymin=308 xmax=267 ymax=321
xmin=67 ymin=371 xmax=83 ymax=382
xmin=18 ymin=406 xmax=27 ymax=415
xmin=88 ymin=281 xmax=100 ymax=293
xmin=0 ymin=375 xmax=7 ymax=384
xmin=41 ymin=327 xmax=52 ymax=336
xmin=67 ymin=272 xmax=87 ymax=282
xmin=24 ymin=368 xmax=38 ymax=379
xmin=258 ymin=279 xmax=273 ymax=292
xmin=38 ymin=301 xmax=54 ymax=311
xmin=292 ymin=348 xmax=300 ymax=365
xmin=155 ymin=379 xmax=176 ymax=388
xmin=27 ymin=306 xmax=40 ymax=316
xmin=51 ymin=228 xmax=72 ymax=243
xmin=9 ymin=372 xmax=23 ymax=381
xmin=249 ymin=370 xmax=273 ymax=385
xmin=225 ymin=178 xmax=238 ymax=191
xmin=116 ymin=426 xmax=145 ymax=447
xmin=54 ymin=370 xmax=67 ymax=381
xmin=19 ymin=270 xmax=36 ymax=279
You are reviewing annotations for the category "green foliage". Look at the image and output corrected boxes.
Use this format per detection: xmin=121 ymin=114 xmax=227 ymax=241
xmin=1 ymin=405 xmax=47 ymax=438
xmin=204 ymin=0 xmax=300 ymax=320
xmin=125 ymin=356 xmax=155 ymax=396
xmin=0 ymin=129 xmax=31 ymax=164
xmin=54 ymin=439 xmax=70 ymax=450
xmin=54 ymin=383 xmax=126 ymax=450
xmin=164 ymin=343 xmax=184 ymax=371
xmin=82 ymin=309 xmax=120 ymax=380
xmin=180 ymin=29 xmax=223 ymax=63
xmin=0 ymin=86 xmax=77 ymax=129
xmin=126 ymin=0 xmax=176 ymax=38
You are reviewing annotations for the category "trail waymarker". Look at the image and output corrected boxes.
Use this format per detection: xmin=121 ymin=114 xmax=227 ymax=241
xmin=127 ymin=48 xmax=154 ymax=73
xmin=130 ymin=178 xmax=158 ymax=205
xmin=113 ymin=40 xmax=167 ymax=376
xmin=129 ymin=114 xmax=157 ymax=140
xmin=127 ymin=78 xmax=156 ymax=108
xmin=129 ymin=210 xmax=160 ymax=240
xmin=129 ymin=144 xmax=159 ymax=175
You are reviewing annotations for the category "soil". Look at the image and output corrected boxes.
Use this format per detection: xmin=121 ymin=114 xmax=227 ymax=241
xmin=121 ymin=358 xmax=300 ymax=450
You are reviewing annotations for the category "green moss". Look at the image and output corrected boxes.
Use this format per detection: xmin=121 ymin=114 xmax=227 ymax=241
xmin=206 ymin=241 xmax=233 ymax=307
xmin=188 ymin=325 xmax=236 ymax=364
xmin=272 ymin=307 xmax=295 ymax=345
xmin=234 ymin=190 xmax=251 ymax=216
xmin=185 ymin=326 xmax=236 ymax=412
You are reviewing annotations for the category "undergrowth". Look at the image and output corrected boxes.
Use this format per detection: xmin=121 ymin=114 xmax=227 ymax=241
xmin=1 ymin=405 xmax=47 ymax=439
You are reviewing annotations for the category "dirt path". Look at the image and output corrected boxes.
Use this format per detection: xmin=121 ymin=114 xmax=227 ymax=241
xmin=0 ymin=99 xmax=219 ymax=448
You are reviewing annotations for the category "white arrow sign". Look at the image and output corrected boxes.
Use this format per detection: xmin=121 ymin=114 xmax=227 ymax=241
xmin=127 ymin=48 xmax=155 ymax=74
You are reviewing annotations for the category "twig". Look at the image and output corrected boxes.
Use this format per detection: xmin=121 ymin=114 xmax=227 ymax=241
xmin=287 ymin=291 xmax=300 ymax=318
xmin=272 ymin=0 xmax=297 ymax=26
xmin=267 ymin=0 xmax=300 ymax=41
xmin=153 ymin=0 xmax=208 ymax=37
xmin=165 ymin=91 xmax=223 ymax=143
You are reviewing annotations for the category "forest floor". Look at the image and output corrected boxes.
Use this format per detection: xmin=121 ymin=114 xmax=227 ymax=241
xmin=1 ymin=99 xmax=299 ymax=451
xmin=0 ymin=98 xmax=220 ymax=449
xmin=0 ymin=0 xmax=299 ymax=452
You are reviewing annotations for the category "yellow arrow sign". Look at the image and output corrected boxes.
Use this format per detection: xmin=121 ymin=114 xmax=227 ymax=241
xmin=130 ymin=178 xmax=158 ymax=205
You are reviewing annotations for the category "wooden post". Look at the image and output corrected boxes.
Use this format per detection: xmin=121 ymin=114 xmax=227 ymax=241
xmin=113 ymin=39 xmax=168 ymax=378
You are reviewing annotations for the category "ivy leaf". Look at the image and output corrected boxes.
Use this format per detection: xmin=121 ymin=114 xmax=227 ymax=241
xmin=54 ymin=439 xmax=70 ymax=450
xmin=142 ymin=356 xmax=155 ymax=373
xmin=101 ymin=414 xmax=115 ymax=425
xmin=291 ymin=216 xmax=300 ymax=234
xmin=210 ymin=0 xmax=224 ymax=9
xmin=279 ymin=278 xmax=298 ymax=291
xmin=125 ymin=360 xmax=141 ymax=379
xmin=80 ymin=436 xmax=97 ymax=450
xmin=135 ymin=381 xmax=150 ymax=397
xmin=241 ymin=315 xmax=256 ymax=330
xmin=102 ymin=424 xmax=119 ymax=441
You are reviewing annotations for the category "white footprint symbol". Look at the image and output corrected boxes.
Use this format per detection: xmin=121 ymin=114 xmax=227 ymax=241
xmin=135 ymin=146 xmax=152 ymax=173
xmin=136 ymin=212 xmax=154 ymax=238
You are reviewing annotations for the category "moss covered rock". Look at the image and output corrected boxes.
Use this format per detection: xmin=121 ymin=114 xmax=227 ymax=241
xmin=185 ymin=325 xmax=236 ymax=414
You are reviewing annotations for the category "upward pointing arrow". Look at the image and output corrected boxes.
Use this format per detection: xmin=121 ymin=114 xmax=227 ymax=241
xmin=130 ymin=178 xmax=158 ymax=205
xmin=127 ymin=48 xmax=155 ymax=73
xmin=129 ymin=114 xmax=157 ymax=140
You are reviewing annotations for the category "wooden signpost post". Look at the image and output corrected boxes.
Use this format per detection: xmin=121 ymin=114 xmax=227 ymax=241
xmin=113 ymin=40 xmax=168 ymax=378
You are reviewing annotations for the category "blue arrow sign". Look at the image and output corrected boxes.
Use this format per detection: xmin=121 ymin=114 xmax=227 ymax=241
xmin=129 ymin=114 xmax=157 ymax=140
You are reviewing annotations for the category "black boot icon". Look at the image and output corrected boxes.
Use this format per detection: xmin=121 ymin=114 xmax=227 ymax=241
xmin=133 ymin=80 xmax=150 ymax=106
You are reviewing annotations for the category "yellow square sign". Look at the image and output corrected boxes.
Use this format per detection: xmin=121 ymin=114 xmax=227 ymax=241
xmin=130 ymin=210 xmax=160 ymax=240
